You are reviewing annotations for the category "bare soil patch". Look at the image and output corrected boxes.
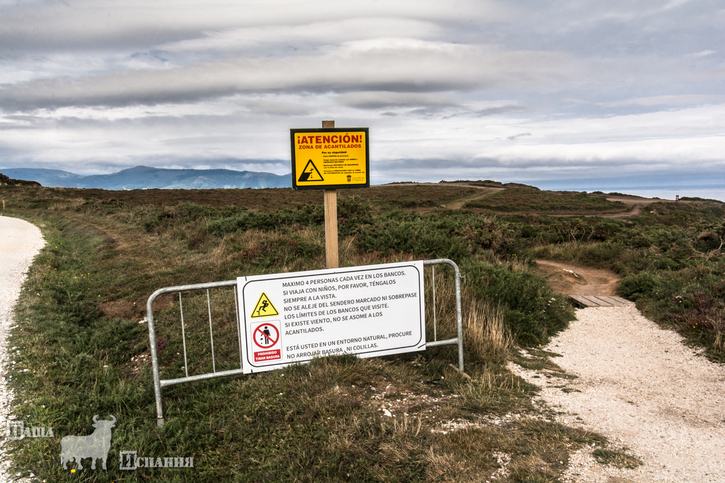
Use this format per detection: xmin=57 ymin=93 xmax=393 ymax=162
xmin=534 ymin=260 xmax=619 ymax=296
xmin=599 ymin=195 xmax=656 ymax=219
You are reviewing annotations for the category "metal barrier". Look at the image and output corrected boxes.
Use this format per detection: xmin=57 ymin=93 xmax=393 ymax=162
xmin=145 ymin=258 xmax=463 ymax=426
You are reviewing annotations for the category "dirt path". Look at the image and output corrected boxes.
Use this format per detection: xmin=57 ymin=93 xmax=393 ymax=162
xmin=600 ymin=195 xmax=667 ymax=219
xmin=516 ymin=261 xmax=725 ymax=482
xmin=534 ymin=260 xmax=619 ymax=296
xmin=440 ymin=183 xmax=671 ymax=219
xmin=442 ymin=186 xmax=503 ymax=210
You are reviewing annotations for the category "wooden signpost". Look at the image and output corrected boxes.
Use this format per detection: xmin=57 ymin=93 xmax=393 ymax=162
xmin=322 ymin=120 xmax=338 ymax=269
xmin=290 ymin=121 xmax=370 ymax=269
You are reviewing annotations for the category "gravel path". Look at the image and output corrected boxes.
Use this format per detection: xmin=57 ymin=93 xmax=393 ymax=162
xmin=0 ymin=215 xmax=45 ymax=480
xmin=511 ymin=303 xmax=725 ymax=482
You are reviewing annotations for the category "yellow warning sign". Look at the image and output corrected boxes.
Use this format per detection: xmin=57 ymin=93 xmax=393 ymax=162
xmin=251 ymin=292 xmax=279 ymax=318
xmin=290 ymin=128 xmax=369 ymax=190
xmin=298 ymin=160 xmax=324 ymax=182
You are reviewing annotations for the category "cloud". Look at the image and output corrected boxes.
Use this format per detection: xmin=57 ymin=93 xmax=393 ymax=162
xmin=691 ymin=50 xmax=717 ymax=57
xmin=338 ymin=91 xmax=459 ymax=110
xmin=156 ymin=17 xmax=442 ymax=55
xmin=0 ymin=0 xmax=508 ymax=50
xmin=366 ymin=103 xmax=725 ymax=173
xmin=506 ymin=132 xmax=531 ymax=140
xmin=602 ymin=94 xmax=725 ymax=107
xmin=0 ymin=0 xmax=723 ymax=193
xmin=0 ymin=40 xmax=575 ymax=110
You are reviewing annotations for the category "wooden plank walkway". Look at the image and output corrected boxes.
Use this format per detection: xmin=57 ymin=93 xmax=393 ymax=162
xmin=569 ymin=295 xmax=632 ymax=308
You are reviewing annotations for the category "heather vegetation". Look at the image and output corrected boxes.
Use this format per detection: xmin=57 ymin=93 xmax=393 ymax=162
xmin=464 ymin=188 xmax=628 ymax=214
xmin=530 ymin=200 xmax=725 ymax=360
xmin=1 ymin=182 xmax=722 ymax=481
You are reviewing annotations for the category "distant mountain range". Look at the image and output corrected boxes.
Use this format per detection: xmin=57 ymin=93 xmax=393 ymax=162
xmin=0 ymin=166 xmax=292 ymax=190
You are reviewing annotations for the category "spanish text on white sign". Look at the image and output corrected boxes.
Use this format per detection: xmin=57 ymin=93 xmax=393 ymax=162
xmin=238 ymin=261 xmax=425 ymax=373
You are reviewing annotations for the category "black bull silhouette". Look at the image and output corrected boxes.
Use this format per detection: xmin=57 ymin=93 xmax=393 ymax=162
xmin=60 ymin=415 xmax=116 ymax=470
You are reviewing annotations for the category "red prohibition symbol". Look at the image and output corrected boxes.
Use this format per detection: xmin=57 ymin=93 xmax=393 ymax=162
xmin=253 ymin=324 xmax=279 ymax=349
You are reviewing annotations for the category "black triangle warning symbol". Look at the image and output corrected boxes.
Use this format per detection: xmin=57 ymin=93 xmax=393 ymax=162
xmin=251 ymin=292 xmax=279 ymax=318
xmin=298 ymin=160 xmax=324 ymax=182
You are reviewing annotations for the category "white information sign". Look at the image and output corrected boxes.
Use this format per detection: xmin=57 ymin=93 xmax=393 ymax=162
xmin=238 ymin=261 xmax=425 ymax=373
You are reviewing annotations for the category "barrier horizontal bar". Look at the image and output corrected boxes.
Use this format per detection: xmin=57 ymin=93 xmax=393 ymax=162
xmin=160 ymin=367 xmax=247 ymax=388
xmin=426 ymin=337 xmax=459 ymax=347
xmin=148 ymin=280 xmax=236 ymax=302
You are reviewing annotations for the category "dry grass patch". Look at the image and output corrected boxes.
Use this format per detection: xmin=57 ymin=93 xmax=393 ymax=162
xmin=592 ymin=448 xmax=643 ymax=469
xmin=464 ymin=299 xmax=513 ymax=362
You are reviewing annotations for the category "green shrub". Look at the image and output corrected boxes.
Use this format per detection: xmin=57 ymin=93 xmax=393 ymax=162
xmin=464 ymin=189 xmax=627 ymax=213
xmin=664 ymin=292 xmax=725 ymax=360
xmin=204 ymin=206 xmax=323 ymax=236
xmin=239 ymin=236 xmax=324 ymax=269
xmin=357 ymin=218 xmax=471 ymax=260
xmin=204 ymin=210 xmax=276 ymax=235
xmin=528 ymin=241 xmax=624 ymax=268
xmin=465 ymin=262 xmax=575 ymax=346
xmin=618 ymin=272 xmax=664 ymax=300
xmin=338 ymin=195 xmax=375 ymax=236
xmin=574 ymin=242 xmax=625 ymax=267
xmin=142 ymin=202 xmax=220 ymax=233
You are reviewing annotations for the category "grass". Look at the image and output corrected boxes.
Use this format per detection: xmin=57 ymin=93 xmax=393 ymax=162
xmin=592 ymin=448 xmax=643 ymax=469
xmin=2 ymin=181 xmax=722 ymax=480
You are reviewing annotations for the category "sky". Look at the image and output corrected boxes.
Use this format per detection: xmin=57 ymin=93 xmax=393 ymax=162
xmin=0 ymin=0 xmax=723 ymax=195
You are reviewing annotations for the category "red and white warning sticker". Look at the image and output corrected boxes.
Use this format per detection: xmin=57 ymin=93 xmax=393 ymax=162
xmin=251 ymin=320 xmax=282 ymax=362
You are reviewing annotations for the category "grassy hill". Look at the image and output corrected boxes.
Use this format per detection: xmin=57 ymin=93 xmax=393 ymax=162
xmin=0 ymin=172 xmax=41 ymax=187
xmin=2 ymin=182 xmax=722 ymax=481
